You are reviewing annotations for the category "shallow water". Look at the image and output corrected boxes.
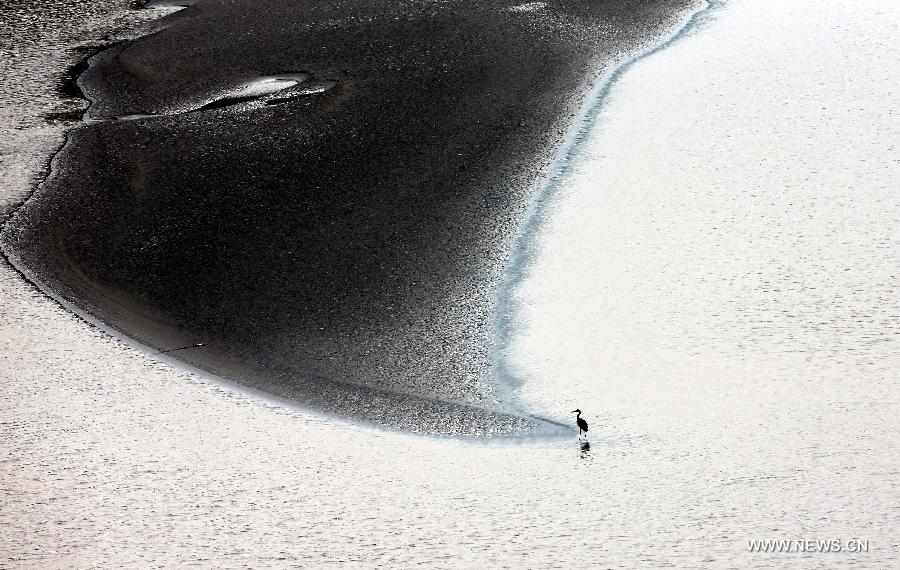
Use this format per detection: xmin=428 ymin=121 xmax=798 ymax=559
xmin=2 ymin=0 xmax=899 ymax=567
xmin=503 ymin=0 xmax=900 ymax=562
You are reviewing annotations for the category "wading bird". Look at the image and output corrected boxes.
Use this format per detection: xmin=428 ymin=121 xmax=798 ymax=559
xmin=572 ymin=409 xmax=588 ymax=437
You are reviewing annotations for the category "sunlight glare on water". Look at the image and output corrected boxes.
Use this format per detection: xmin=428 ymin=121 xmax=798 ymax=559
xmin=504 ymin=0 xmax=899 ymax=560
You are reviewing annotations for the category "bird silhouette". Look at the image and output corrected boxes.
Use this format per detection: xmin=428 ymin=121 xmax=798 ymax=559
xmin=572 ymin=409 xmax=588 ymax=437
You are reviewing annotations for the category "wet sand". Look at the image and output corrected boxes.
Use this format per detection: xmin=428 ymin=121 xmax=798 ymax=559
xmin=2 ymin=0 xmax=699 ymax=434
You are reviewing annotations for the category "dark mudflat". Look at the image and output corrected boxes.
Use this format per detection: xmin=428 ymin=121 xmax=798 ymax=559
xmin=2 ymin=0 xmax=693 ymax=436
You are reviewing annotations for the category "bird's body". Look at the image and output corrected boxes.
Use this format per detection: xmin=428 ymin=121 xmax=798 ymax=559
xmin=572 ymin=409 xmax=588 ymax=437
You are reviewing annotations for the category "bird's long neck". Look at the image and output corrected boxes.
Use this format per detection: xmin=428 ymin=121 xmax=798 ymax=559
xmin=576 ymin=411 xmax=581 ymax=419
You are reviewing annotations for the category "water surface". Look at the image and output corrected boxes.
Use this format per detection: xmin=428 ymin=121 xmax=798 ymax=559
xmin=2 ymin=0 xmax=898 ymax=566
xmin=503 ymin=0 xmax=899 ymax=562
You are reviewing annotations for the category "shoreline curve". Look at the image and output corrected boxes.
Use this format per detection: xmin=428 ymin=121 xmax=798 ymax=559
xmin=2 ymin=0 xmax=705 ymax=437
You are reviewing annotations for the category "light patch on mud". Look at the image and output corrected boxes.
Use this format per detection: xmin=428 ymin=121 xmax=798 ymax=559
xmin=509 ymin=2 xmax=547 ymax=13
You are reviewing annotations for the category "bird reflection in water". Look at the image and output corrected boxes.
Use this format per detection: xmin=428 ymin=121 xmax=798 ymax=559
xmin=579 ymin=439 xmax=591 ymax=459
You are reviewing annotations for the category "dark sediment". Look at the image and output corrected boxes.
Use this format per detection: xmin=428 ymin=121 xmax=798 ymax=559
xmin=2 ymin=0 xmax=695 ymax=436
